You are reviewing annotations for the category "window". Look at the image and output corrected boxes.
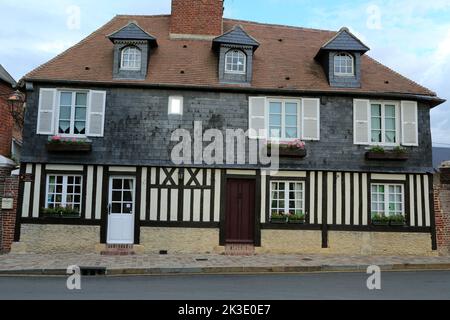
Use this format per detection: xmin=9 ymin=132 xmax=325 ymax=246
xmin=270 ymin=181 xmax=305 ymax=216
xmin=58 ymin=91 xmax=88 ymax=135
xmin=168 ymin=96 xmax=183 ymax=115
xmin=334 ymin=53 xmax=354 ymax=76
xmin=46 ymin=175 xmax=83 ymax=214
xmin=371 ymin=184 xmax=404 ymax=217
xmin=121 ymin=46 xmax=141 ymax=70
xmin=268 ymin=100 xmax=300 ymax=139
xmin=225 ymin=50 xmax=246 ymax=74
xmin=371 ymin=102 xmax=399 ymax=145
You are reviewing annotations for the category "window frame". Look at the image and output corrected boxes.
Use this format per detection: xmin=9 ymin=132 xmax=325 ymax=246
xmin=266 ymin=98 xmax=302 ymax=141
xmin=370 ymin=183 xmax=405 ymax=217
xmin=120 ymin=46 xmax=142 ymax=71
xmin=334 ymin=52 xmax=355 ymax=77
xmin=369 ymin=101 xmax=401 ymax=147
xmin=45 ymin=174 xmax=83 ymax=215
xmin=168 ymin=96 xmax=184 ymax=115
xmin=57 ymin=90 xmax=89 ymax=138
xmin=224 ymin=49 xmax=247 ymax=75
xmin=270 ymin=180 xmax=306 ymax=216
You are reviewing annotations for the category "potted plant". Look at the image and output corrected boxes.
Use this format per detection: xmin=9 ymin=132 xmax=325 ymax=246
xmin=46 ymin=135 xmax=92 ymax=153
xmin=41 ymin=207 xmax=81 ymax=219
xmin=266 ymin=139 xmax=307 ymax=158
xmin=371 ymin=213 xmax=390 ymax=226
xmin=270 ymin=212 xmax=288 ymax=224
xmin=288 ymin=211 xmax=306 ymax=224
xmin=365 ymin=146 xmax=409 ymax=161
xmin=389 ymin=214 xmax=406 ymax=226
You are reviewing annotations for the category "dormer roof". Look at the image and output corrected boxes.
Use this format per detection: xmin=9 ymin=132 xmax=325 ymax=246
xmin=213 ymin=25 xmax=260 ymax=50
xmin=108 ymin=21 xmax=158 ymax=47
xmin=320 ymin=27 xmax=369 ymax=53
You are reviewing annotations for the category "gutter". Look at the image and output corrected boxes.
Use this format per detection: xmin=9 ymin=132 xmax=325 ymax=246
xmin=20 ymin=78 xmax=446 ymax=108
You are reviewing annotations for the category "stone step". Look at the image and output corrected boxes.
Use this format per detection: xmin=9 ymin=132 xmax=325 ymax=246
xmin=100 ymin=244 xmax=136 ymax=256
xmin=225 ymin=243 xmax=255 ymax=256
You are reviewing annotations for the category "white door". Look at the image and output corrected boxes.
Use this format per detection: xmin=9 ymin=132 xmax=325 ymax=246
xmin=107 ymin=176 xmax=135 ymax=244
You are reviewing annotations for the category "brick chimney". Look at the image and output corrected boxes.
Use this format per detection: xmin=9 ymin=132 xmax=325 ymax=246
xmin=170 ymin=0 xmax=224 ymax=39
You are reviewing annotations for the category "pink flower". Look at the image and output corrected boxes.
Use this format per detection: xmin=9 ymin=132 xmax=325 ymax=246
xmin=52 ymin=135 xmax=61 ymax=141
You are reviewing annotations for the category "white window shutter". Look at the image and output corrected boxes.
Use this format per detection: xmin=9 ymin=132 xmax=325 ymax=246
xmin=353 ymin=99 xmax=370 ymax=145
xmin=87 ymin=91 xmax=106 ymax=137
xmin=37 ymin=88 xmax=57 ymax=135
xmin=401 ymin=101 xmax=418 ymax=146
xmin=248 ymin=97 xmax=266 ymax=139
xmin=302 ymin=98 xmax=320 ymax=141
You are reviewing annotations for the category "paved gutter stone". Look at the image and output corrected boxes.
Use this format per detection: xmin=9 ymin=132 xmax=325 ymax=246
xmin=2 ymin=253 xmax=450 ymax=276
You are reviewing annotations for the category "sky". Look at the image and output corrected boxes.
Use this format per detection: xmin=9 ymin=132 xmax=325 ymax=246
xmin=0 ymin=0 xmax=449 ymax=146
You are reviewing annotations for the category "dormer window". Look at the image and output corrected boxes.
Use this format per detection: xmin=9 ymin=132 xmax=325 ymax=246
xmin=121 ymin=46 xmax=141 ymax=70
xmin=225 ymin=50 xmax=246 ymax=74
xmin=334 ymin=53 xmax=354 ymax=76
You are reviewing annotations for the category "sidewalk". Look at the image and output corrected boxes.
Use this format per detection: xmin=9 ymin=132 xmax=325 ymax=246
xmin=2 ymin=253 xmax=450 ymax=276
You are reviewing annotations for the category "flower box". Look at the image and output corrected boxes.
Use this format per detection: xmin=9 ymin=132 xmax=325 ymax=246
xmin=372 ymin=221 xmax=390 ymax=226
xmin=270 ymin=217 xmax=288 ymax=224
xmin=389 ymin=221 xmax=406 ymax=227
xmin=42 ymin=213 xmax=81 ymax=219
xmin=46 ymin=143 xmax=92 ymax=153
xmin=266 ymin=139 xmax=307 ymax=158
xmin=46 ymin=136 xmax=92 ymax=153
xmin=365 ymin=151 xmax=408 ymax=161
xmin=288 ymin=219 xmax=306 ymax=224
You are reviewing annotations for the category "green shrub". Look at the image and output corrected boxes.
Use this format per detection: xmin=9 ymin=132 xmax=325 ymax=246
xmin=372 ymin=213 xmax=390 ymax=223
xmin=370 ymin=146 xmax=385 ymax=153
xmin=390 ymin=214 xmax=405 ymax=223
xmin=41 ymin=207 xmax=80 ymax=217
xmin=289 ymin=212 xmax=305 ymax=221
xmin=393 ymin=146 xmax=407 ymax=154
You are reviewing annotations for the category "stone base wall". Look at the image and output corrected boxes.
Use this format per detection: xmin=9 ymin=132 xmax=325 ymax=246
xmin=258 ymin=230 xmax=435 ymax=256
xmin=435 ymin=184 xmax=450 ymax=255
xmin=256 ymin=230 xmax=323 ymax=254
xmin=0 ymin=168 xmax=19 ymax=253
xmin=140 ymin=227 xmax=220 ymax=254
xmin=11 ymin=224 xmax=100 ymax=254
xmin=10 ymin=225 xmax=435 ymax=256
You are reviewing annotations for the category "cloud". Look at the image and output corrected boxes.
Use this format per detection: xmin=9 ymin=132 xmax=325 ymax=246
xmin=1 ymin=0 xmax=448 ymax=144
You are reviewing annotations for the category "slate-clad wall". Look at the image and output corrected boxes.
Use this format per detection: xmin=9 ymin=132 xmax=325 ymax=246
xmin=22 ymin=84 xmax=433 ymax=172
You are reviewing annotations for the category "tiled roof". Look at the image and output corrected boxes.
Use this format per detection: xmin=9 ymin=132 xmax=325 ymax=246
xmin=24 ymin=15 xmax=439 ymax=99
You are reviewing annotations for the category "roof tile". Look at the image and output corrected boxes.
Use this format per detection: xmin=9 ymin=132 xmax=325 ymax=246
xmin=25 ymin=15 xmax=436 ymax=97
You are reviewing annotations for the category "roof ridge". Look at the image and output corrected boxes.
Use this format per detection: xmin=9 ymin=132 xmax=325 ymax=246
xmin=364 ymin=55 xmax=436 ymax=96
xmin=223 ymin=18 xmax=336 ymax=34
xmin=23 ymin=16 xmax=120 ymax=81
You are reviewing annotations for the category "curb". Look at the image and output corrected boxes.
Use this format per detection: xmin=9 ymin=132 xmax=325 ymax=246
xmin=2 ymin=263 xmax=450 ymax=276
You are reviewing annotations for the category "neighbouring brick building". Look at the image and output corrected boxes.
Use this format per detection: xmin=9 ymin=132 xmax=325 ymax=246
xmin=0 ymin=64 xmax=21 ymax=253
xmin=11 ymin=0 xmax=447 ymax=256
xmin=434 ymin=162 xmax=450 ymax=255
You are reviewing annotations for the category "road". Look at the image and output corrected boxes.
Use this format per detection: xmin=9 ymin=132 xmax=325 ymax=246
xmin=0 ymin=271 xmax=449 ymax=300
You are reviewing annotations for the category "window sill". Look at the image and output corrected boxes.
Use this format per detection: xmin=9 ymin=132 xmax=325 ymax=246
xmin=41 ymin=214 xmax=82 ymax=219
xmin=365 ymin=151 xmax=408 ymax=161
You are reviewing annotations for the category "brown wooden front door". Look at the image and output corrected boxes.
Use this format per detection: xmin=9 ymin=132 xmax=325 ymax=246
xmin=225 ymin=179 xmax=256 ymax=244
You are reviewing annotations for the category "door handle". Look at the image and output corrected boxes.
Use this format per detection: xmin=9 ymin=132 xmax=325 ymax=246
xmin=108 ymin=204 xmax=112 ymax=215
